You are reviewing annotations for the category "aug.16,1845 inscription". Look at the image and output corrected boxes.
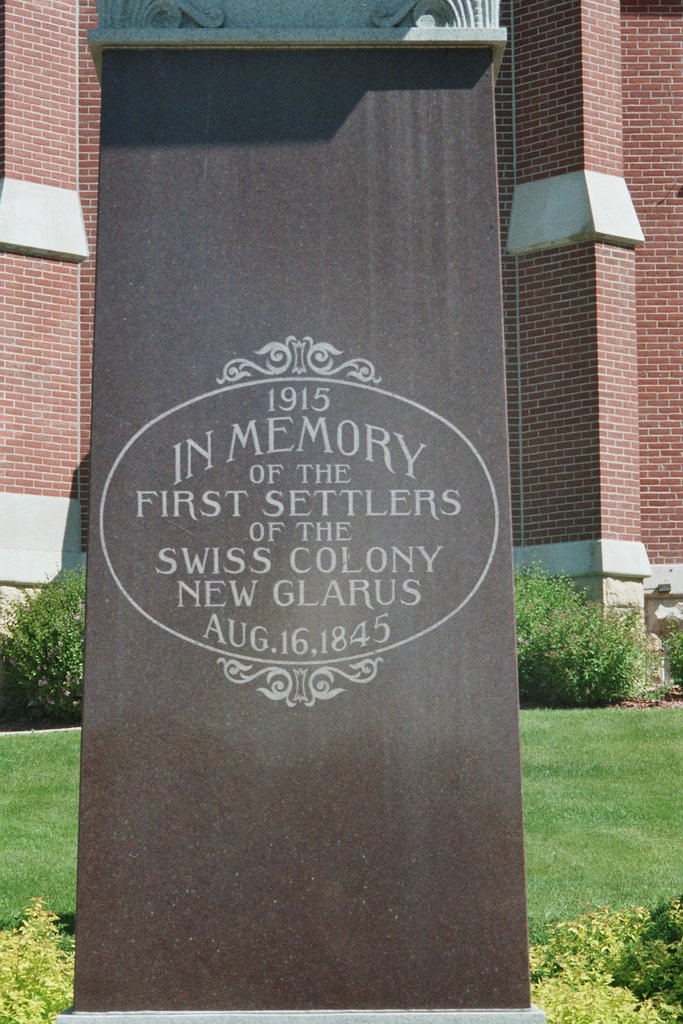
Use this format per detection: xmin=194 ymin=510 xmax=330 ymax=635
xmin=101 ymin=335 xmax=498 ymax=708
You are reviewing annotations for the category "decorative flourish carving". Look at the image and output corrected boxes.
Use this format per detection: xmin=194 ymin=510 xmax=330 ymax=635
xmin=370 ymin=0 xmax=499 ymax=29
xmin=98 ymin=0 xmax=225 ymax=29
xmin=99 ymin=0 xmax=500 ymax=31
xmin=217 ymin=336 xmax=381 ymax=385
xmin=217 ymin=658 xmax=383 ymax=708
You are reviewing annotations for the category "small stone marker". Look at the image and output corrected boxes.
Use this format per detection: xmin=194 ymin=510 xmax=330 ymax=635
xmin=61 ymin=3 xmax=545 ymax=1023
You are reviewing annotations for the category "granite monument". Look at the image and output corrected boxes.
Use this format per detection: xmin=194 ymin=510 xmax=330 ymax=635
xmin=59 ymin=3 xmax=544 ymax=1022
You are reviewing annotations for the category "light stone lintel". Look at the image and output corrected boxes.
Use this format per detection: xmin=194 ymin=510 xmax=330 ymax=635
xmin=58 ymin=1010 xmax=546 ymax=1024
xmin=643 ymin=564 xmax=683 ymax=634
xmin=644 ymin=564 xmax=683 ymax=596
xmin=506 ymin=171 xmax=644 ymax=255
xmin=514 ymin=540 xmax=651 ymax=582
xmin=0 ymin=178 xmax=89 ymax=263
xmin=0 ymin=494 xmax=83 ymax=586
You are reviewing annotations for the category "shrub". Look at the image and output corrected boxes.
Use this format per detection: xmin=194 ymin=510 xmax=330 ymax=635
xmin=531 ymin=901 xmax=683 ymax=1024
xmin=614 ymin=897 xmax=683 ymax=1014
xmin=530 ymin=904 xmax=651 ymax=985
xmin=663 ymin=627 xmax=683 ymax=688
xmin=515 ymin=569 xmax=653 ymax=707
xmin=533 ymin=976 xmax=669 ymax=1024
xmin=0 ymin=566 xmax=85 ymax=721
xmin=0 ymin=899 xmax=73 ymax=1024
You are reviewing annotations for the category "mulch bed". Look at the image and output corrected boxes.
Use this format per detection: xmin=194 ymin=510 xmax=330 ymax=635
xmin=516 ymin=688 xmax=683 ymax=712
xmin=0 ymin=710 xmax=79 ymax=733
xmin=619 ymin=688 xmax=683 ymax=709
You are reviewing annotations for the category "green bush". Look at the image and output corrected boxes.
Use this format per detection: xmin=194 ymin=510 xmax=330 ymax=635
xmin=530 ymin=904 xmax=650 ymax=984
xmin=664 ymin=627 xmax=683 ymax=688
xmin=515 ymin=569 xmax=653 ymax=707
xmin=533 ymin=976 xmax=669 ymax=1024
xmin=0 ymin=899 xmax=73 ymax=1024
xmin=0 ymin=567 xmax=85 ymax=721
xmin=531 ymin=900 xmax=683 ymax=1023
xmin=615 ymin=897 xmax=683 ymax=1013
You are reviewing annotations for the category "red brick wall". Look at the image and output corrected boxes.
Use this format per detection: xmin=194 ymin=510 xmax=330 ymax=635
xmin=1 ymin=256 xmax=80 ymax=497
xmin=501 ymin=243 xmax=641 ymax=547
xmin=1 ymin=2 xmax=82 ymax=509
xmin=595 ymin=244 xmax=641 ymax=540
xmin=496 ymin=0 xmax=520 ymax=540
xmin=4 ymin=0 xmax=678 ymax=574
xmin=78 ymin=0 xmax=100 ymax=546
xmin=2 ymin=0 xmax=77 ymax=188
xmin=622 ymin=2 xmax=683 ymax=563
xmin=582 ymin=0 xmax=624 ymax=175
xmin=511 ymin=0 xmax=624 ymax=183
xmin=512 ymin=245 xmax=602 ymax=545
xmin=500 ymin=0 xmax=642 ymax=550
xmin=512 ymin=0 xmax=584 ymax=182
xmin=0 ymin=5 xmax=6 ymax=175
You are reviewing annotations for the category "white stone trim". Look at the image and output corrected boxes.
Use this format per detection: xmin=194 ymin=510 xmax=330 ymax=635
xmin=0 ymin=493 xmax=84 ymax=585
xmin=514 ymin=540 xmax=651 ymax=581
xmin=57 ymin=1010 xmax=546 ymax=1024
xmin=644 ymin=564 xmax=683 ymax=596
xmin=0 ymin=178 xmax=89 ymax=263
xmin=89 ymin=26 xmax=507 ymax=78
xmin=506 ymin=171 xmax=644 ymax=255
xmin=90 ymin=0 xmax=507 ymax=77
xmin=643 ymin=564 xmax=683 ymax=633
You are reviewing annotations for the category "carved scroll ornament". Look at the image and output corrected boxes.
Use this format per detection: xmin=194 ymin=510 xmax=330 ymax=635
xmin=98 ymin=0 xmax=225 ymax=28
xmin=98 ymin=0 xmax=499 ymax=31
xmin=371 ymin=0 xmax=500 ymax=29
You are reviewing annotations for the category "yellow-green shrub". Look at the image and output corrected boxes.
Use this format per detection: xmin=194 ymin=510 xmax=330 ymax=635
xmin=530 ymin=904 xmax=652 ymax=984
xmin=531 ymin=902 xmax=683 ymax=1024
xmin=0 ymin=899 xmax=73 ymax=1024
xmin=533 ymin=976 xmax=669 ymax=1024
xmin=615 ymin=897 xmax=683 ymax=1013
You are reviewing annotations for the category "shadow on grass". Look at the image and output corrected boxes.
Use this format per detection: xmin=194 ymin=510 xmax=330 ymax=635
xmin=0 ymin=911 xmax=76 ymax=937
xmin=57 ymin=912 xmax=76 ymax=936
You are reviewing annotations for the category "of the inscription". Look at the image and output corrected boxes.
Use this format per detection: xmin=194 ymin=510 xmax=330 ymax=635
xmin=100 ymin=337 xmax=498 ymax=706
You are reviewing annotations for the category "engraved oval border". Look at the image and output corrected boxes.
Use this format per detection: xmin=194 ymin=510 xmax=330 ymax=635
xmin=100 ymin=376 xmax=500 ymax=666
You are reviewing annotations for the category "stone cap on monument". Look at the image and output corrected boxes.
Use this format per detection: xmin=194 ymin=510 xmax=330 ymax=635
xmin=89 ymin=0 xmax=507 ymax=74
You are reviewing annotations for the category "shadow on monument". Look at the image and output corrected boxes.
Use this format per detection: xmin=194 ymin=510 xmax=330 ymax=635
xmin=103 ymin=48 xmax=489 ymax=148
xmin=57 ymin=457 xmax=90 ymax=575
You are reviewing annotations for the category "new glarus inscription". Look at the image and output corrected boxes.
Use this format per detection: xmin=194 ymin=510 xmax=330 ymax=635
xmin=100 ymin=339 xmax=499 ymax=706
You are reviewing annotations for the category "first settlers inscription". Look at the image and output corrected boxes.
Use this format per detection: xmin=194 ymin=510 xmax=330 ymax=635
xmin=101 ymin=335 xmax=498 ymax=707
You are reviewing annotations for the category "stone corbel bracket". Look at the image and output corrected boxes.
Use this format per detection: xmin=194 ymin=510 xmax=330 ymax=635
xmin=90 ymin=0 xmax=506 ymax=78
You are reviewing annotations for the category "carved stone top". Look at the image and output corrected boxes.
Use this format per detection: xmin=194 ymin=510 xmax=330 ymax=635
xmin=91 ymin=0 xmax=506 ymax=78
xmin=97 ymin=0 xmax=225 ymax=28
xmin=371 ymin=0 xmax=500 ymax=29
xmin=96 ymin=0 xmax=501 ymax=31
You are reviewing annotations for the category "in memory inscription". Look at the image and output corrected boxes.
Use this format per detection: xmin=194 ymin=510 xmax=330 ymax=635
xmin=101 ymin=336 xmax=498 ymax=706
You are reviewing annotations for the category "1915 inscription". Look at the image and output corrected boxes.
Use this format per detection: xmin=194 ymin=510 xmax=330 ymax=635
xmin=100 ymin=339 xmax=498 ymax=704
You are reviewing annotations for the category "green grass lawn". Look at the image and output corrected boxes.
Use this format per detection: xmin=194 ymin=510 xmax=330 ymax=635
xmin=1 ymin=711 xmax=681 ymax=941
xmin=522 ymin=708 xmax=683 ymax=942
xmin=0 ymin=729 xmax=80 ymax=931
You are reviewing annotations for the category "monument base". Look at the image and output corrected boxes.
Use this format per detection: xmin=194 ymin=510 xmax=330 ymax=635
xmin=58 ymin=1010 xmax=546 ymax=1023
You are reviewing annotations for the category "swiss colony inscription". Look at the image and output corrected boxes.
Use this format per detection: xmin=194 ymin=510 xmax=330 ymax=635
xmin=100 ymin=336 xmax=499 ymax=707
